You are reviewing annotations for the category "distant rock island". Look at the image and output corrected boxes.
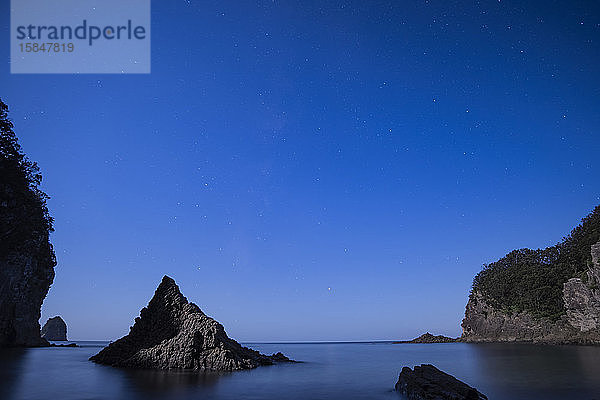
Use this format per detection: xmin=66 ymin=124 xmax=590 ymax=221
xmin=395 ymin=332 xmax=458 ymax=344
xmin=90 ymin=276 xmax=295 ymax=371
xmin=395 ymin=364 xmax=487 ymax=400
xmin=462 ymin=205 xmax=600 ymax=344
xmin=41 ymin=316 xmax=67 ymax=341
xmin=0 ymin=99 xmax=56 ymax=347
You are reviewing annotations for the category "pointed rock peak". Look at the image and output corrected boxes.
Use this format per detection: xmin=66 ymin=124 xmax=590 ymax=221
xmin=160 ymin=275 xmax=176 ymax=287
xmin=90 ymin=275 xmax=295 ymax=370
xmin=154 ymin=275 xmax=181 ymax=296
xmin=147 ymin=275 xmax=190 ymax=312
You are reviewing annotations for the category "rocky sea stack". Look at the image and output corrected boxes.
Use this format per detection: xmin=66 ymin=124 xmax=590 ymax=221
xmin=0 ymin=100 xmax=56 ymax=347
xmin=395 ymin=364 xmax=487 ymax=400
xmin=90 ymin=276 xmax=294 ymax=371
xmin=41 ymin=316 xmax=67 ymax=341
xmin=462 ymin=205 xmax=600 ymax=344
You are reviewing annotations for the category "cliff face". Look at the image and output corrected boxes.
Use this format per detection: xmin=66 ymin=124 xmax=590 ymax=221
xmin=563 ymin=242 xmax=600 ymax=332
xmin=461 ymin=292 xmax=575 ymax=343
xmin=462 ymin=240 xmax=600 ymax=344
xmin=0 ymin=240 xmax=55 ymax=347
xmin=90 ymin=276 xmax=293 ymax=371
xmin=0 ymin=100 xmax=56 ymax=347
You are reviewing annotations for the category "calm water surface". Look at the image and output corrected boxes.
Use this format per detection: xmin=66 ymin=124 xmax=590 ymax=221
xmin=1 ymin=341 xmax=600 ymax=399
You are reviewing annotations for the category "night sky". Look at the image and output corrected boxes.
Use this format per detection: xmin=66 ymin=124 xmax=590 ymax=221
xmin=1 ymin=0 xmax=599 ymax=341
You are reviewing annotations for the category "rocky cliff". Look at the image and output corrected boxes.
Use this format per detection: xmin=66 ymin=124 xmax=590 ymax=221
xmin=462 ymin=208 xmax=600 ymax=344
xmin=90 ymin=276 xmax=294 ymax=370
xmin=461 ymin=291 xmax=580 ymax=343
xmin=41 ymin=316 xmax=67 ymax=341
xmin=563 ymin=241 xmax=600 ymax=333
xmin=0 ymin=100 xmax=56 ymax=347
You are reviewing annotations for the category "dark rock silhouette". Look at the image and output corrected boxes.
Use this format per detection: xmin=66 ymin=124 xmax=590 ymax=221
xmin=0 ymin=99 xmax=56 ymax=347
xmin=41 ymin=316 xmax=67 ymax=341
xmin=395 ymin=332 xmax=458 ymax=344
xmin=395 ymin=364 xmax=487 ymax=400
xmin=90 ymin=275 xmax=295 ymax=371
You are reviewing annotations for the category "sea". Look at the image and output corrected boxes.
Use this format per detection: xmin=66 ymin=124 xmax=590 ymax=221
xmin=1 ymin=341 xmax=599 ymax=400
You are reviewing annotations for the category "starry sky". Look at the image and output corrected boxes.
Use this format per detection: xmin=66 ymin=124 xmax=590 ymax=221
xmin=1 ymin=0 xmax=599 ymax=341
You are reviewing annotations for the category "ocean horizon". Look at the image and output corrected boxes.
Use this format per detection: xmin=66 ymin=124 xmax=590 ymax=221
xmin=2 ymin=340 xmax=600 ymax=400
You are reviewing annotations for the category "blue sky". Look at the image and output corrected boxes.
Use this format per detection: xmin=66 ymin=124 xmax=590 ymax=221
xmin=1 ymin=0 xmax=599 ymax=341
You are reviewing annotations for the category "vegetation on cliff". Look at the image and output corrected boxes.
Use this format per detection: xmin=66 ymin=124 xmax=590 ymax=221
xmin=471 ymin=205 xmax=600 ymax=321
xmin=0 ymin=99 xmax=54 ymax=253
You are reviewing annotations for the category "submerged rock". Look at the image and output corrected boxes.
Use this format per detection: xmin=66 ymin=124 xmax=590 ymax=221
xmin=41 ymin=316 xmax=67 ymax=341
xmin=90 ymin=276 xmax=295 ymax=371
xmin=395 ymin=364 xmax=487 ymax=400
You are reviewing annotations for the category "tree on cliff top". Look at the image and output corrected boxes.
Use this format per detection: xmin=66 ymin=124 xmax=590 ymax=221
xmin=471 ymin=205 xmax=600 ymax=321
xmin=0 ymin=99 xmax=54 ymax=253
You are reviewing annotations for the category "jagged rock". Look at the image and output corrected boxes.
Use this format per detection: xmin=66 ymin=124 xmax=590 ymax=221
xmin=0 ymin=100 xmax=56 ymax=347
xmin=90 ymin=276 xmax=295 ymax=371
xmin=41 ymin=316 xmax=67 ymax=341
xmin=462 ymin=239 xmax=600 ymax=344
xmin=395 ymin=332 xmax=458 ymax=344
xmin=395 ymin=364 xmax=487 ymax=400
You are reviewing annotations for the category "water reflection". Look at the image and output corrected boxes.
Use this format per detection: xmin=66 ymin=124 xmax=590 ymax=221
xmin=466 ymin=343 xmax=600 ymax=400
xmin=123 ymin=368 xmax=224 ymax=394
xmin=573 ymin=344 xmax=600 ymax=387
xmin=3 ymin=342 xmax=600 ymax=400
xmin=0 ymin=348 xmax=26 ymax=400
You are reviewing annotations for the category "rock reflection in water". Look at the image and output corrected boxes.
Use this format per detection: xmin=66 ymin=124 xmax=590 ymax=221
xmin=0 ymin=349 xmax=26 ymax=400
xmin=124 ymin=368 xmax=223 ymax=393
xmin=466 ymin=343 xmax=600 ymax=399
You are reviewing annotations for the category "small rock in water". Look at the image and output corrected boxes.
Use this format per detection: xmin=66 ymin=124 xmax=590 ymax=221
xmin=41 ymin=316 xmax=68 ymax=341
xmin=49 ymin=342 xmax=77 ymax=347
xmin=269 ymin=352 xmax=294 ymax=362
xmin=395 ymin=364 xmax=487 ymax=400
xmin=395 ymin=332 xmax=458 ymax=344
